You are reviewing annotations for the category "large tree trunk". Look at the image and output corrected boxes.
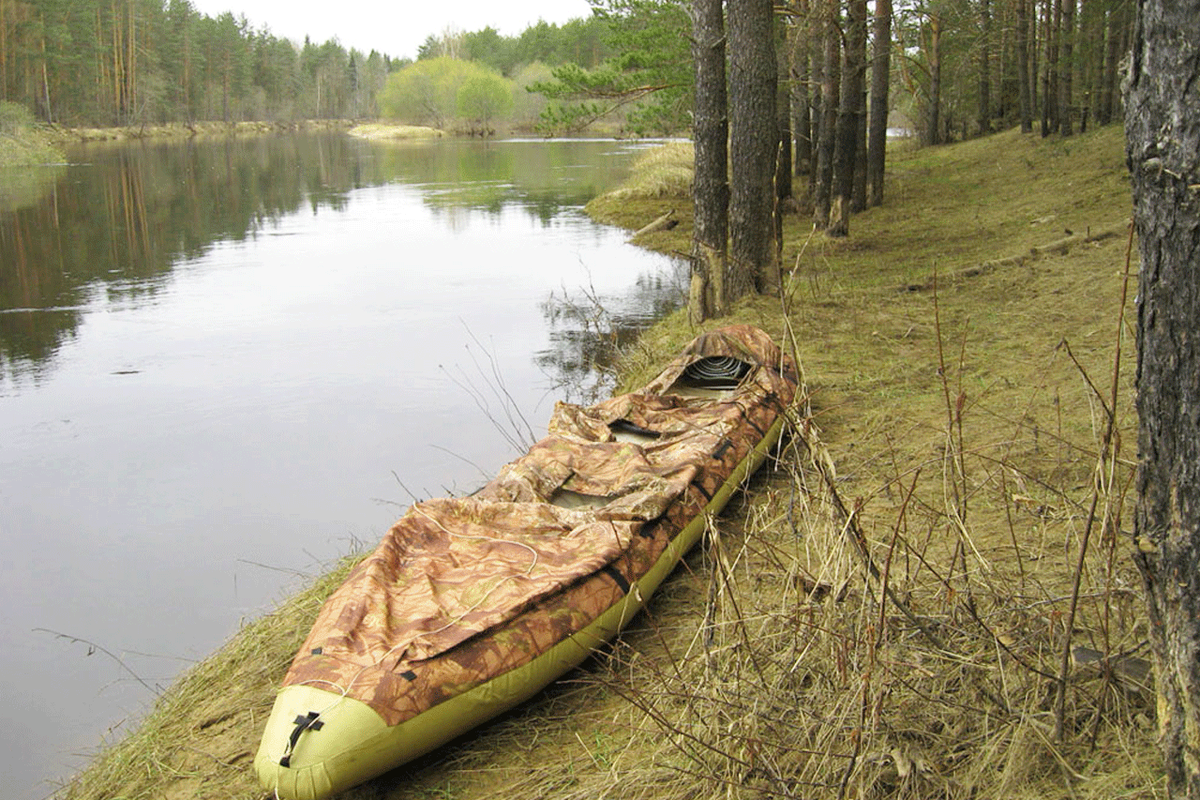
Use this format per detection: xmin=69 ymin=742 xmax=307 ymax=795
xmin=1125 ymin=0 xmax=1200 ymax=794
xmin=866 ymin=0 xmax=891 ymax=207
xmin=812 ymin=0 xmax=838 ymax=230
xmin=829 ymin=0 xmax=865 ymax=236
xmin=728 ymin=0 xmax=780 ymax=296
xmin=688 ymin=0 xmax=729 ymax=323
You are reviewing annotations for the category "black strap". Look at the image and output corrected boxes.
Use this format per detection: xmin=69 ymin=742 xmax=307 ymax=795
xmin=279 ymin=711 xmax=324 ymax=767
xmin=601 ymin=563 xmax=631 ymax=594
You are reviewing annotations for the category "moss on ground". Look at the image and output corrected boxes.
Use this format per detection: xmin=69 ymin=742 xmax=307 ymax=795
xmin=58 ymin=123 xmax=1157 ymax=800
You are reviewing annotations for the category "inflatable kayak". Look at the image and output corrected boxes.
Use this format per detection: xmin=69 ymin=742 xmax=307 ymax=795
xmin=254 ymin=325 xmax=798 ymax=799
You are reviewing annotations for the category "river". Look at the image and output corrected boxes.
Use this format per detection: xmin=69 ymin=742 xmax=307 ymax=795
xmin=0 ymin=132 xmax=684 ymax=799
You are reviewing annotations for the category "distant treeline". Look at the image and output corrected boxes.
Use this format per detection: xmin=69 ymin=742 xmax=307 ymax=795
xmin=0 ymin=0 xmax=606 ymax=127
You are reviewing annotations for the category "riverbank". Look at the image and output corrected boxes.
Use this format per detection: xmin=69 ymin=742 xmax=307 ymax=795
xmin=58 ymin=123 xmax=1154 ymax=800
xmin=0 ymin=101 xmax=65 ymax=167
xmin=348 ymin=123 xmax=446 ymax=141
xmin=0 ymin=129 xmax=64 ymax=167
xmin=43 ymin=118 xmax=355 ymax=145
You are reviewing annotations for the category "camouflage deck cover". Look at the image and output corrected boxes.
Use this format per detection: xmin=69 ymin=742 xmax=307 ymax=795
xmin=281 ymin=325 xmax=797 ymax=727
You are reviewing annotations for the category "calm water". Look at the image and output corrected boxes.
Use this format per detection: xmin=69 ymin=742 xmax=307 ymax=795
xmin=0 ymin=133 xmax=684 ymax=799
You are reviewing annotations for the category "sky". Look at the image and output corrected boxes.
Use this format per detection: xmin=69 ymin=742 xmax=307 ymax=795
xmin=187 ymin=0 xmax=597 ymax=62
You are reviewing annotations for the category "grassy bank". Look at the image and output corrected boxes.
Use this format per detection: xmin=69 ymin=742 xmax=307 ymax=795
xmin=0 ymin=102 xmax=65 ymax=167
xmin=348 ymin=123 xmax=446 ymax=141
xmin=58 ymin=123 xmax=1154 ymax=800
xmin=44 ymin=118 xmax=355 ymax=145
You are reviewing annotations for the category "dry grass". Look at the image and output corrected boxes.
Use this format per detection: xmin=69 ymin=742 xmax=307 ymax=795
xmin=348 ymin=123 xmax=446 ymax=141
xmin=56 ymin=555 xmax=365 ymax=800
xmin=57 ymin=122 xmax=1158 ymax=800
xmin=586 ymin=141 xmax=695 ymax=204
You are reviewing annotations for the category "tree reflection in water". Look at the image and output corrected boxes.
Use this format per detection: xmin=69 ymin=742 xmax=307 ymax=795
xmin=538 ymin=265 xmax=687 ymax=404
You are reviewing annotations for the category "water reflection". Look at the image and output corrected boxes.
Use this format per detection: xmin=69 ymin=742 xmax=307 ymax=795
xmin=0 ymin=135 xmax=660 ymax=387
xmin=1 ymin=135 xmax=367 ymax=384
xmin=539 ymin=269 xmax=686 ymax=403
xmin=0 ymin=162 xmax=66 ymax=213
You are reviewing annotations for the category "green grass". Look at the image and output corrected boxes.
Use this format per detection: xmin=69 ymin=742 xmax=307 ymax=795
xmin=0 ymin=101 xmax=64 ymax=168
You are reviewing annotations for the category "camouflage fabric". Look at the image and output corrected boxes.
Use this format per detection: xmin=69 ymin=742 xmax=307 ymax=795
xmin=281 ymin=325 xmax=797 ymax=726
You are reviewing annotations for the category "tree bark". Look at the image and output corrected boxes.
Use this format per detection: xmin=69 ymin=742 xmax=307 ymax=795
xmin=1125 ymin=0 xmax=1200 ymax=794
xmin=777 ymin=69 xmax=794 ymax=207
xmin=852 ymin=86 xmax=867 ymax=212
xmin=1100 ymin=0 xmax=1129 ymax=125
xmin=978 ymin=0 xmax=993 ymax=134
xmin=728 ymin=0 xmax=780 ymax=297
xmin=829 ymin=0 xmax=865 ymax=236
xmin=925 ymin=13 xmax=943 ymax=145
xmin=1041 ymin=0 xmax=1060 ymax=136
xmin=1059 ymin=0 xmax=1075 ymax=135
xmin=688 ymin=0 xmax=729 ymax=323
xmin=867 ymin=0 xmax=891 ymax=206
xmin=812 ymin=0 xmax=838 ymax=230
xmin=788 ymin=0 xmax=813 ymax=188
xmin=1016 ymin=0 xmax=1034 ymax=132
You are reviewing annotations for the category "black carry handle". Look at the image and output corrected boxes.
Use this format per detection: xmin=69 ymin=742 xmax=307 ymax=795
xmin=279 ymin=711 xmax=324 ymax=767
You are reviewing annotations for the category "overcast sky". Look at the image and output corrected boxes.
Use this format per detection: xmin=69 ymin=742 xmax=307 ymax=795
xmin=187 ymin=0 xmax=597 ymax=62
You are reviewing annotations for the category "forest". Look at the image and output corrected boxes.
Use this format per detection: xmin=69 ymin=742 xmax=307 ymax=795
xmin=0 ymin=0 xmax=1132 ymax=141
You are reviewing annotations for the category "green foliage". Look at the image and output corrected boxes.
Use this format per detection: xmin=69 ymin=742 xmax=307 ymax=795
xmin=417 ymin=17 xmax=612 ymax=79
xmin=381 ymin=57 xmax=468 ymax=127
xmin=457 ymin=73 xmax=514 ymax=132
xmin=0 ymin=0 xmax=648 ymax=132
xmin=381 ymin=58 xmax=517 ymax=132
xmin=511 ymin=62 xmax=555 ymax=129
xmin=0 ymin=0 xmax=392 ymax=126
xmin=530 ymin=0 xmax=692 ymax=135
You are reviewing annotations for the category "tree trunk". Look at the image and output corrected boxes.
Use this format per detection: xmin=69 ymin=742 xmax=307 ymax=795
xmin=777 ymin=73 xmax=794 ymax=206
xmin=812 ymin=0 xmax=838 ymax=230
xmin=925 ymin=13 xmax=943 ymax=145
xmin=1059 ymin=0 xmax=1075 ymax=135
xmin=829 ymin=0 xmax=865 ymax=236
xmin=688 ymin=0 xmax=729 ymax=323
xmin=1100 ymin=0 xmax=1128 ymax=125
xmin=1125 ymin=0 xmax=1200 ymax=794
xmin=850 ymin=0 xmax=868 ymax=215
xmin=979 ymin=0 xmax=993 ymax=134
xmin=867 ymin=0 xmax=891 ymax=206
xmin=1077 ymin=0 xmax=1101 ymax=131
xmin=1030 ymin=0 xmax=1041 ymax=115
xmin=852 ymin=86 xmax=867 ymax=212
xmin=1041 ymin=0 xmax=1060 ymax=136
xmin=1017 ymin=0 xmax=1034 ymax=132
xmin=788 ymin=0 xmax=813 ymax=188
xmin=728 ymin=0 xmax=780 ymax=296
